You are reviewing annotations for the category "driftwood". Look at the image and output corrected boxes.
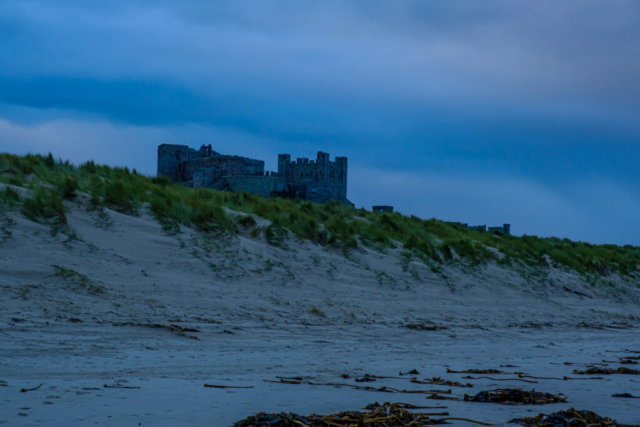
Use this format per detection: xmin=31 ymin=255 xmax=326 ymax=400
xmin=563 ymin=376 xmax=604 ymax=380
xmin=447 ymin=368 xmax=504 ymax=374
xmin=104 ymin=384 xmax=140 ymax=389
xmin=262 ymin=376 xmax=453 ymax=396
xmin=439 ymin=417 xmax=493 ymax=426
xmin=550 ymin=362 xmax=607 ymax=366
xmin=365 ymin=374 xmax=411 ymax=380
xmin=204 ymin=384 xmax=254 ymax=389
xmin=518 ymin=374 xmax=604 ymax=381
xmin=343 ymin=373 xmax=409 ymax=380
xmin=263 ymin=379 xmax=301 ymax=385
xmin=463 ymin=376 xmax=538 ymax=384
xmin=413 ymin=377 xmax=473 ymax=388
xmin=426 ymin=394 xmax=461 ymax=401
xmin=319 ymin=382 xmax=452 ymax=395
xmin=364 ymin=402 xmax=448 ymax=410
xmin=20 ymin=384 xmax=43 ymax=393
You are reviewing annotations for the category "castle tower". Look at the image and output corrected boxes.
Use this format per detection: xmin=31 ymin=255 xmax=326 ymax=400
xmin=157 ymin=144 xmax=190 ymax=182
xmin=335 ymin=156 xmax=348 ymax=199
xmin=317 ymin=151 xmax=331 ymax=182
xmin=278 ymin=154 xmax=291 ymax=177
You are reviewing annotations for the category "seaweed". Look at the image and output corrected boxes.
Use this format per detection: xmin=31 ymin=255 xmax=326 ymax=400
xmin=233 ymin=402 xmax=494 ymax=427
xmin=573 ymin=367 xmax=640 ymax=375
xmin=464 ymin=388 xmax=567 ymax=405
xmin=509 ymin=408 xmax=638 ymax=427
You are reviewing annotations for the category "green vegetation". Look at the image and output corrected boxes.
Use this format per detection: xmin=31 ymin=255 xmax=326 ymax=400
xmin=1 ymin=152 xmax=640 ymax=277
xmin=52 ymin=264 xmax=106 ymax=294
xmin=22 ymin=186 xmax=67 ymax=224
xmin=0 ymin=186 xmax=20 ymax=206
xmin=309 ymin=306 xmax=326 ymax=317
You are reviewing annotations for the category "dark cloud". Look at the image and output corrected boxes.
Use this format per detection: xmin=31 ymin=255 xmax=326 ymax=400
xmin=0 ymin=1 xmax=639 ymax=243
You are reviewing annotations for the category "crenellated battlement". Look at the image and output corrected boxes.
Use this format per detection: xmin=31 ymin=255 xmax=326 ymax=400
xmin=158 ymin=144 xmax=351 ymax=205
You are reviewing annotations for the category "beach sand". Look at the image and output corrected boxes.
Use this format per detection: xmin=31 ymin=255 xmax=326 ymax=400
xmin=1 ymin=199 xmax=639 ymax=425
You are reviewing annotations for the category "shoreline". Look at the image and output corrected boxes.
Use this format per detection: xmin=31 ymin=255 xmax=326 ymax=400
xmin=2 ymin=323 xmax=639 ymax=426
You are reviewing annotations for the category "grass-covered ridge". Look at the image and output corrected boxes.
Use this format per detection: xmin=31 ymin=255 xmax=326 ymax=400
xmin=1 ymin=152 xmax=639 ymax=277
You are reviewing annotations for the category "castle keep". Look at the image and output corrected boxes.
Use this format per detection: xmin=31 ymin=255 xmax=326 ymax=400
xmin=157 ymin=144 xmax=351 ymax=204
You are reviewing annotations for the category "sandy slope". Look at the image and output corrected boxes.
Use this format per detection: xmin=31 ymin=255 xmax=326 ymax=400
xmin=1 ymin=196 xmax=640 ymax=426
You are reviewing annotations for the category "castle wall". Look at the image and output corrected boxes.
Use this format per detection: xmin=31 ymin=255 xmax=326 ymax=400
xmin=159 ymin=145 xmax=350 ymax=205
xmin=299 ymin=183 xmax=346 ymax=203
xmin=180 ymin=156 xmax=264 ymax=183
xmin=226 ymin=176 xmax=286 ymax=198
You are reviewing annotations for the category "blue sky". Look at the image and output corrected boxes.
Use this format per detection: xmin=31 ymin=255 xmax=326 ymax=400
xmin=1 ymin=1 xmax=639 ymax=244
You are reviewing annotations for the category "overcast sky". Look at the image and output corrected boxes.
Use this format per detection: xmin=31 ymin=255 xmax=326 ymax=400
xmin=1 ymin=1 xmax=639 ymax=244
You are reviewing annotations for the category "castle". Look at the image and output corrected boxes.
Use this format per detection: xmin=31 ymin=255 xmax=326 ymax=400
xmin=157 ymin=144 xmax=351 ymax=205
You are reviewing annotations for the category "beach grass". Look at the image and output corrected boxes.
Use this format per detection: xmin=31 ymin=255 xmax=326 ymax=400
xmin=1 ymin=152 xmax=639 ymax=277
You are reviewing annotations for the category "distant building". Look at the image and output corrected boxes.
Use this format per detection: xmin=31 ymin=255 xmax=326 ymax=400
xmin=445 ymin=221 xmax=511 ymax=235
xmin=157 ymin=144 xmax=351 ymax=205
xmin=488 ymin=224 xmax=511 ymax=235
xmin=373 ymin=205 xmax=394 ymax=213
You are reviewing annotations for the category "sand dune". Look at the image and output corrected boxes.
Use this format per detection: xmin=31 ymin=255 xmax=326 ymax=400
xmin=1 ymin=199 xmax=639 ymax=425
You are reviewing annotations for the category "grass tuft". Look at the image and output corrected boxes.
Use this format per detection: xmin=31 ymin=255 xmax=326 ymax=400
xmin=22 ymin=187 xmax=66 ymax=224
xmin=1 ymin=152 xmax=639 ymax=277
xmin=0 ymin=186 xmax=20 ymax=206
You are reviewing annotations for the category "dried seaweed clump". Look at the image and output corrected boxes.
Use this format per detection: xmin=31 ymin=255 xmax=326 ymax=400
xmin=233 ymin=412 xmax=310 ymax=427
xmin=406 ymin=323 xmax=448 ymax=331
xmin=509 ymin=407 xmax=639 ymax=427
xmin=447 ymin=368 xmax=503 ymax=374
xmin=573 ymin=367 xmax=640 ymax=375
xmin=233 ymin=402 xmax=450 ymax=426
xmin=464 ymin=388 xmax=567 ymax=405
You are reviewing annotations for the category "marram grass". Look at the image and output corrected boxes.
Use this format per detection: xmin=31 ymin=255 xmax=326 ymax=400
xmin=1 ymin=152 xmax=640 ymax=277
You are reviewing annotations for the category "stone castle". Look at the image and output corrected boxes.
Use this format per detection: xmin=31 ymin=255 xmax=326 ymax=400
xmin=157 ymin=144 xmax=351 ymax=205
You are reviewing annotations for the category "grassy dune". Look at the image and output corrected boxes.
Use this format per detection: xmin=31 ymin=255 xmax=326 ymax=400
xmin=1 ymin=152 xmax=639 ymax=277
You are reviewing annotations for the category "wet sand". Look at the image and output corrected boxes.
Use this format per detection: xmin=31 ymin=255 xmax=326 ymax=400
xmin=1 ymin=321 xmax=639 ymax=426
xmin=1 ymin=197 xmax=639 ymax=425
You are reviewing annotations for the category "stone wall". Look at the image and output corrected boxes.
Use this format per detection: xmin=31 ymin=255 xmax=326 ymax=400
xmin=158 ymin=144 xmax=351 ymax=205
xmin=180 ymin=155 xmax=264 ymax=182
xmin=158 ymin=144 xmax=264 ymax=184
xmin=225 ymin=176 xmax=286 ymax=198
